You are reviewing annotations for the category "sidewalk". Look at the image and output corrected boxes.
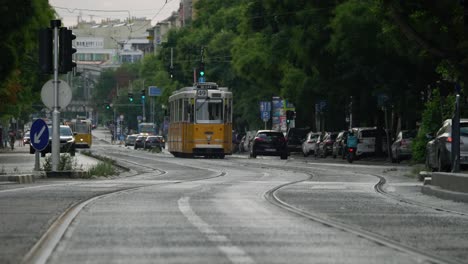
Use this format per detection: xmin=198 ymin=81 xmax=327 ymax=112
xmin=0 ymin=143 xmax=99 ymax=184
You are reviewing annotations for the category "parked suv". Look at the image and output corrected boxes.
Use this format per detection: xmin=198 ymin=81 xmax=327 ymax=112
xmin=30 ymin=125 xmax=76 ymax=157
xmin=250 ymin=130 xmax=288 ymax=160
xmin=355 ymin=127 xmax=378 ymax=156
xmin=391 ymin=129 xmax=417 ymax=163
xmin=286 ymin=127 xmax=310 ymax=153
xmin=426 ymin=119 xmax=468 ymax=172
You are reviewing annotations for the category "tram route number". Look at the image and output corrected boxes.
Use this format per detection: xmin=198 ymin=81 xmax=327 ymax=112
xmin=197 ymin=89 xmax=208 ymax=98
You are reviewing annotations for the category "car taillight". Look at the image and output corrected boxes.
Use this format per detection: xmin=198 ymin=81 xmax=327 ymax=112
xmin=255 ymin=137 xmax=264 ymax=142
xmin=349 ymin=148 xmax=354 ymax=152
xmin=400 ymin=139 xmax=407 ymax=146
xmin=447 ymin=137 xmax=452 ymax=143
xmin=307 ymin=140 xmax=313 ymax=144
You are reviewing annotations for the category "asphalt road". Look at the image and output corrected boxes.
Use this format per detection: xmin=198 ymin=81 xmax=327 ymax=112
xmin=1 ymin=129 xmax=468 ymax=264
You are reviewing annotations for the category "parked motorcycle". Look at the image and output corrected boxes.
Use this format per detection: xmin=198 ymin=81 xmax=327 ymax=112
xmin=347 ymin=147 xmax=356 ymax=163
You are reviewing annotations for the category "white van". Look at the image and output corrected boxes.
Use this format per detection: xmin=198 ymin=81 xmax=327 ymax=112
xmin=354 ymin=127 xmax=378 ymax=156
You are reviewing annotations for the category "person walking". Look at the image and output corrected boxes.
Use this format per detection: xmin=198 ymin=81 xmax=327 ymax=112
xmin=8 ymin=129 xmax=15 ymax=150
xmin=17 ymin=130 xmax=23 ymax=147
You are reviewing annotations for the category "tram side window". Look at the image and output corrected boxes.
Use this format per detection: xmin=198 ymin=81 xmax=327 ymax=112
xmin=177 ymin=99 xmax=183 ymax=122
xmin=183 ymin=98 xmax=191 ymax=122
xmin=224 ymin=99 xmax=232 ymax=122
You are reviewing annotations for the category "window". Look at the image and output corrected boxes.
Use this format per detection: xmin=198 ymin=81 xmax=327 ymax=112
xmin=196 ymin=99 xmax=223 ymax=124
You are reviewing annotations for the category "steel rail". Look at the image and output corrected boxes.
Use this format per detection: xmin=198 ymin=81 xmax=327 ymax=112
xmin=21 ymin=156 xmax=226 ymax=264
xmin=264 ymin=175 xmax=463 ymax=264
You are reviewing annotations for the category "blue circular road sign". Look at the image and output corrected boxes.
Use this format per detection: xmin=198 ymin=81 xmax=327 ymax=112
xmin=30 ymin=119 xmax=49 ymax=151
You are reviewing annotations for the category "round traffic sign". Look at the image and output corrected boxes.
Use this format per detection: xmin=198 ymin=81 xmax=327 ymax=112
xmin=41 ymin=79 xmax=72 ymax=109
xmin=30 ymin=119 xmax=50 ymax=151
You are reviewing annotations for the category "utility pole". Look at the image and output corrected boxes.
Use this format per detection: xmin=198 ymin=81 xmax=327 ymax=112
xmin=51 ymin=20 xmax=61 ymax=171
xmin=349 ymin=96 xmax=353 ymax=129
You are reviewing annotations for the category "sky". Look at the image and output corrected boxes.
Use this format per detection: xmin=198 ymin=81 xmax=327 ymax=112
xmin=48 ymin=0 xmax=181 ymax=27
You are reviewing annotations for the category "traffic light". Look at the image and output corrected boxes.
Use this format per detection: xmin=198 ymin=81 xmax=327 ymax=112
xmin=286 ymin=110 xmax=295 ymax=120
xmin=59 ymin=27 xmax=77 ymax=73
xmin=169 ymin=66 xmax=174 ymax=79
xmin=39 ymin=28 xmax=53 ymax=74
xmin=141 ymin=89 xmax=146 ymax=99
xmin=128 ymin=93 xmax=134 ymax=102
xmin=199 ymin=62 xmax=205 ymax=77
xmin=105 ymin=104 xmax=111 ymax=110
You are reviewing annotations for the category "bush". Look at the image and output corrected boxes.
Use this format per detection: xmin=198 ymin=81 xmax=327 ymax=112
xmin=87 ymin=161 xmax=118 ymax=177
xmin=412 ymin=89 xmax=454 ymax=163
xmin=42 ymin=154 xmax=79 ymax=171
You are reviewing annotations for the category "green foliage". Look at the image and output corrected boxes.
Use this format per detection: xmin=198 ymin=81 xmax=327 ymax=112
xmin=0 ymin=0 xmax=54 ymax=121
xmin=412 ymin=90 xmax=455 ymax=163
xmin=87 ymin=161 xmax=118 ymax=178
xmin=42 ymin=154 xmax=79 ymax=172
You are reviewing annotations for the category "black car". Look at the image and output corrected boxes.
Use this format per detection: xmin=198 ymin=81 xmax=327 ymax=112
xmin=29 ymin=125 xmax=76 ymax=157
xmin=250 ymin=130 xmax=288 ymax=160
xmin=286 ymin=127 xmax=310 ymax=153
xmin=134 ymin=135 xmax=147 ymax=149
xmin=144 ymin=135 xmax=165 ymax=149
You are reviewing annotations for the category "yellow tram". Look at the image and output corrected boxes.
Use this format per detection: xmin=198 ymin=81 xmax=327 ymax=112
xmin=168 ymin=82 xmax=233 ymax=158
xmin=69 ymin=118 xmax=92 ymax=148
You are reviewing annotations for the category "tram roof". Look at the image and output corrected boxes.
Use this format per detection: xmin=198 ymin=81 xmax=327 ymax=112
xmin=170 ymin=82 xmax=231 ymax=97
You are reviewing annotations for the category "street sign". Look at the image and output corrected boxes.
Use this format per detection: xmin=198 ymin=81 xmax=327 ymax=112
xmin=259 ymin=101 xmax=271 ymax=112
xmin=41 ymin=79 xmax=72 ymax=109
xmin=198 ymin=77 xmax=206 ymax=83
xmin=261 ymin=111 xmax=270 ymax=122
xmin=148 ymin=86 xmax=162 ymax=96
xmin=30 ymin=119 xmax=49 ymax=151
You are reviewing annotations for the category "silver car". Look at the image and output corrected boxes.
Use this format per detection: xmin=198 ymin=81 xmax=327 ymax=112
xmin=301 ymin=131 xmax=320 ymax=157
xmin=425 ymin=119 xmax=468 ymax=172
xmin=391 ymin=130 xmax=417 ymax=163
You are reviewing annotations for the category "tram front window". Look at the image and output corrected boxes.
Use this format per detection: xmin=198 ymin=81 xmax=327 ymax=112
xmin=196 ymin=99 xmax=223 ymax=123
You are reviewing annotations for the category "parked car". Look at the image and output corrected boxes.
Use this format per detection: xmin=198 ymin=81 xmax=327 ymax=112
xmin=23 ymin=131 xmax=31 ymax=145
xmin=332 ymin=130 xmax=348 ymax=159
xmin=426 ymin=119 xmax=468 ymax=172
xmin=355 ymin=127 xmax=379 ymax=157
xmin=144 ymin=135 xmax=165 ymax=149
xmin=391 ymin=129 xmax=417 ymax=163
xmin=286 ymin=127 xmax=310 ymax=153
xmin=30 ymin=125 xmax=75 ymax=157
xmin=125 ymin=134 xmax=138 ymax=147
xmin=250 ymin=130 xmax=288 ymax=160
xmin=134 ymin=135 xmax=147 ymax=150
xmin=240 ymin=130 xmax=257 ymax=153
xmin=314 ymin=133 xmax=325 ymax=157
xmin=301 ymin=132 xmax=320 ymax=157
xmin=317 ymin=132 xmax=338 ymax=158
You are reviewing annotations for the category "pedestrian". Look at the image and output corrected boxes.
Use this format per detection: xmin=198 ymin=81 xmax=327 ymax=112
xmin=8 ymin=129 xmax=15 ymax=150
xmin=17 ymin=130 xmax=23 ymax=147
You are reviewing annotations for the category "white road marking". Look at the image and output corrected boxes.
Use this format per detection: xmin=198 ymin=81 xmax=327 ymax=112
xmin=178 ymin=197 xmax=255 ymax=264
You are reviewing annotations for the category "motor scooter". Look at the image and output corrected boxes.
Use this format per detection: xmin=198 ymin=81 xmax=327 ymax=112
xmin=347 ymin=147 xmax=356 ymax=163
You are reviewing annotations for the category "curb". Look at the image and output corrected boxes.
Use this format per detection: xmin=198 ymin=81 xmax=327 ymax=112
xmin=46 ymin=171 xmax=88 ymax=178
xmin=0 ymin=174 xmax=35 ymax=184
xmin=421 ymin=184 xmax=468 ymax=203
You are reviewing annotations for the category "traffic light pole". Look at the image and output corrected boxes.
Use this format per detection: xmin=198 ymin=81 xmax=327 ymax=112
xmin=51 ymin=20 xmax=61 ymax=172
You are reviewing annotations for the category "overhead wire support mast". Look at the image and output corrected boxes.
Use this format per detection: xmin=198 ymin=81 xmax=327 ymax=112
xmin=51 ymin=20 xmax=61 ymax=172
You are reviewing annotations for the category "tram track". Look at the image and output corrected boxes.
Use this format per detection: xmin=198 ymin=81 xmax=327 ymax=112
xmin=20 ymin=152 xmax=227 ymax=264
xmin=264 ymin=175 xmax=463 ymax=264
xmin=223 ymin=158 xmax=465 ymax=264
xmin=372 ymin=174 xmax=468 ymax=218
